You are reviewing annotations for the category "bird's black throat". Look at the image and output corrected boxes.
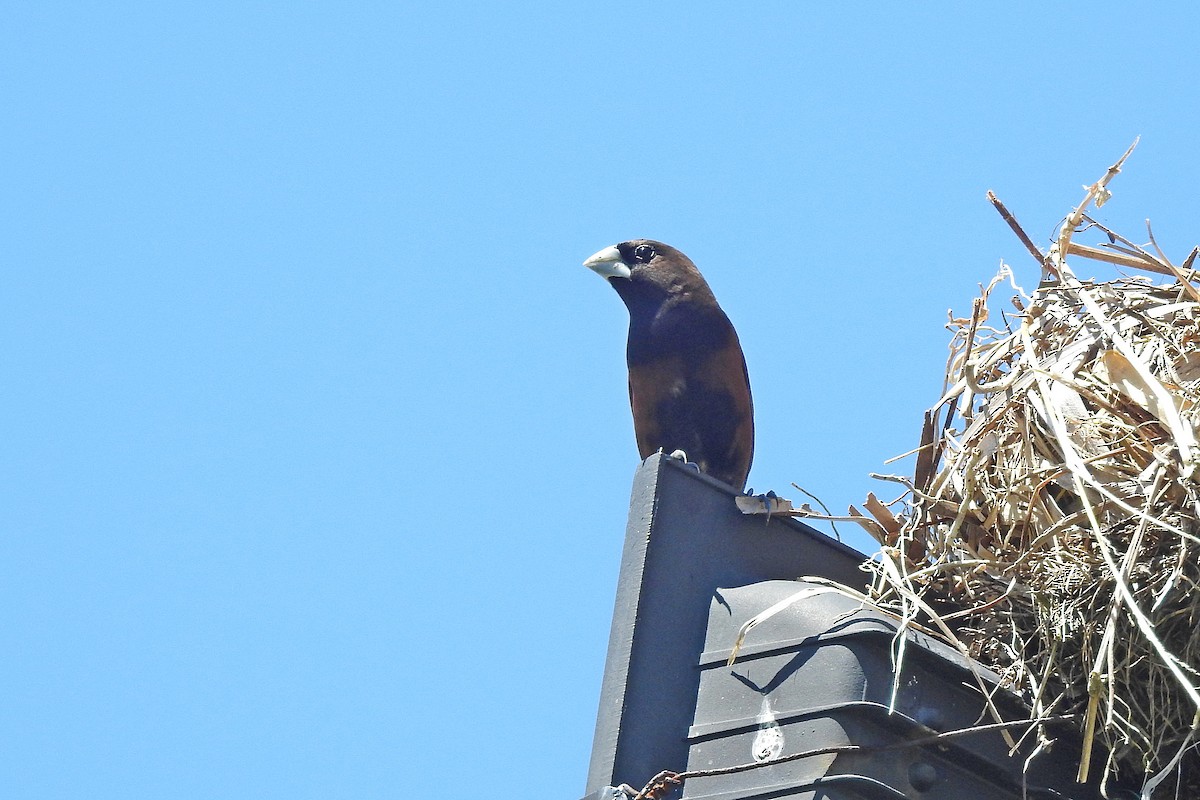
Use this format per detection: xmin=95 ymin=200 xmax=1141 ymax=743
xmin=621 ymin=293 xmax=736 ymax=368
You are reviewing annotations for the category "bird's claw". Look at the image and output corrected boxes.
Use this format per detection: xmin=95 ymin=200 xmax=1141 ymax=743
xmin=666 ymin=449 xmax=700 ymax=473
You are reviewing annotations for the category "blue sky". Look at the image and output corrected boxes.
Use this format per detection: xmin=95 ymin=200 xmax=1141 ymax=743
xmin=6 ymin=4 xmax=1200 ymax=798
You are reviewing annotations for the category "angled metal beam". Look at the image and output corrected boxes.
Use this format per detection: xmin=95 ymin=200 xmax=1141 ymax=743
xmin=584 ymin=454 xmax=869 ymax=795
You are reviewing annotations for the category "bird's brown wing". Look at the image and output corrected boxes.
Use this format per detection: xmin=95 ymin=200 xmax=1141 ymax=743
xmin=627 ymin=333 xmax=753 ymax=491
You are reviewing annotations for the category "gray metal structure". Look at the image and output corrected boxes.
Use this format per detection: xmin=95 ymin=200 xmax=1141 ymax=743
xmin=580 ymin=453 xmax=1127 ymax=799
xmin=584 ymin=454 xmax=869 ymax=795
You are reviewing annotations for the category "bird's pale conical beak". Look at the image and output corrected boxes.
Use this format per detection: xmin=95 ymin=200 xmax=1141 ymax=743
xmin=583 ymin=245 xmax=632 ymax=280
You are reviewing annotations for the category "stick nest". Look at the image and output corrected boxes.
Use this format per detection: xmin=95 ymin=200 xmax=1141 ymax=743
xmin=860 ymin=148 xmax=1200 ymax=795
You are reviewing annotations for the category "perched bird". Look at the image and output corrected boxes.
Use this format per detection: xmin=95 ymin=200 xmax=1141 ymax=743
xmin=583 ymin=240 xmax=754 ymax=491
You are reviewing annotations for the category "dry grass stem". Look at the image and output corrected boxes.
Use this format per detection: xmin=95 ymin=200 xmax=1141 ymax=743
xmin=860 ymin=143 xmax=1200 ymax=796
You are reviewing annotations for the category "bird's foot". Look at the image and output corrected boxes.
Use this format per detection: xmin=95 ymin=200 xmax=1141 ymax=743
xmin=665 ymin=449 xmax=700 ymax=473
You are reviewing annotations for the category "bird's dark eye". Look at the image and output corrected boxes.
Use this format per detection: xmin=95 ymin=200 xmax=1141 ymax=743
xmin=633 ymin=244 xmax=656 ymax=263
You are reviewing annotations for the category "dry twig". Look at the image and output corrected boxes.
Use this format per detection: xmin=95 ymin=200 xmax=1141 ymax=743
xmin=863 ymin=144 xmax=1200 ymax=796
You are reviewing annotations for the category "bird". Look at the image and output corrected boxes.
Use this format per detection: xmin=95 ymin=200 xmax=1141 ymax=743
xmin=583 ymin=239 xmax=754 ymax=491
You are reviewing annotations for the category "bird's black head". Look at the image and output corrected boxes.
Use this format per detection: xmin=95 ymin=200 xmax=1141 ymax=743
xmin=584 ymin=239 xmax=670 ymax=277
xmin=617 ymin=240 xmax=661 ymax=267
xmin=583 ymin=239 xmax=715 ymax=308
